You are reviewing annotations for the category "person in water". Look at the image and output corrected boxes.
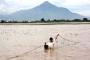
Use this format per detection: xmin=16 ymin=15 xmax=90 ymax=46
xmin=44 ymin=34 xmax=59 ymax=50
xmin=47 ymin=37 xmax=55 ymax=49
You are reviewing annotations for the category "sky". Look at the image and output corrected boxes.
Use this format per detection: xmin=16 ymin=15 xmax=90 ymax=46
xmin=0 ymin=0 xmax=90 ymax=17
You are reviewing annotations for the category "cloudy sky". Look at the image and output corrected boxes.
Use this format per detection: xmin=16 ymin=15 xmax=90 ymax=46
xmin=0 ymin=0 xmax=90 ymax=17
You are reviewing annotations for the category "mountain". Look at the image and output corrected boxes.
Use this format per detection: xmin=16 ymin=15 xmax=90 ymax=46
xmin=0 ymin=1 xmax=86 ymax=20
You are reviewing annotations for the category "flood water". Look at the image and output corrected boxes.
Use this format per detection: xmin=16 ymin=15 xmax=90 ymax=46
xmin=0 ymin=24 xmax=90 ymax=60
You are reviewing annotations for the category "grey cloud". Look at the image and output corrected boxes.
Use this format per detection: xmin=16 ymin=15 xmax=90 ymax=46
xmin=0 ymin=0 xmax=5 ymax=4
xmin=0 ymin=0 xmax=8 ymax=5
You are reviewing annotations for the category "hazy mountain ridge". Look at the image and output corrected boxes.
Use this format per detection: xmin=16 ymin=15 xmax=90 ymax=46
xmin=0 ymin=1 xmax=86 ymax=20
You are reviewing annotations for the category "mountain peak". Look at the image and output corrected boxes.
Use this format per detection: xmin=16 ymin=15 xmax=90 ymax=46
xmin=38 ymin=1 xmax=58 ymax=9
xmin=43 ymin=1 xmax=51 ymax=4
xmin=41 ymin=1 xmax=54 ymax=6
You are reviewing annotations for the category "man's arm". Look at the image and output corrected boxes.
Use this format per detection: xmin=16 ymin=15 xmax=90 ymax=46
xmin=55 ymin=34 xmax=59 ymax=41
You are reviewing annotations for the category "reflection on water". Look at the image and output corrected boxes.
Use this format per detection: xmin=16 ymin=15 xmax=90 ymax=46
xmin=44 ymin=48 xmax=56 ymax=60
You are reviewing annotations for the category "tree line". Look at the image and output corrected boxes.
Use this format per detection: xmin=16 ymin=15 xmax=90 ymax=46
xmin=0 ymin=18 xmax=90 ymax=23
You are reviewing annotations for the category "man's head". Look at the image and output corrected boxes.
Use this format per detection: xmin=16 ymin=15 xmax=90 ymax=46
xmin=49 ymin=37 xmax=53 ymax=42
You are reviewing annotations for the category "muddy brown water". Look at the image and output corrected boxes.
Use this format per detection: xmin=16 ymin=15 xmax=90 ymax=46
xmin=0 ymin=24 xmax=90 ymax=60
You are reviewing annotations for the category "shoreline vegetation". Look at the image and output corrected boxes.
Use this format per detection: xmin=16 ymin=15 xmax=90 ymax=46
xmin=0 ymin=18 xmax=90 ymax=25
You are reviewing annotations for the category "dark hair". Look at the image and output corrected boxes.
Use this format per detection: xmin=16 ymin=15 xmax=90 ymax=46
xmin=49 ymin=37 xmax=53 ymax=42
